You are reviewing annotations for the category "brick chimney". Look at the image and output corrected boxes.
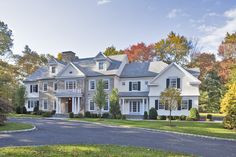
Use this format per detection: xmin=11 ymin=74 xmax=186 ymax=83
xmin=61 ymin=51 xmax=76 ymax=62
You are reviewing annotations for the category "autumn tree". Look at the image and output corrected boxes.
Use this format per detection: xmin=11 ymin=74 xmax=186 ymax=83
xmin=93 ymin=80 xmax=107 ymax=118
xmin=123 ymin=42 xmax=155 ymax=62
xmin=103 ymin=46 xmax=123 ymax=56
xmin=218 ymin=32 xmax=236 ymax=59
xmin=16 ymin=45 xmax=48 ymax=76
xmin=0 ymin=21 xmax=13 ymax=56
xmin=57 ymin=52 xmax=62 ymax=61
xmin=160 ymin=88 xmax=181 ymax=125
xmin=154 ymin=31 xmax=193 ymax=65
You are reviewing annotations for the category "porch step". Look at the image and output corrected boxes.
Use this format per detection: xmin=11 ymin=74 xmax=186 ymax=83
xmin=125 ymin=115 xmax=144 ymax=120
xmin=53 ymin=114 xmax=69 ymax=118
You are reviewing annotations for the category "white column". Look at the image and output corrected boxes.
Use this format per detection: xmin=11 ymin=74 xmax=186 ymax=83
xmin=78 ymin=97 xmax=80 ymax=113
xmin=72 ymin=97 xmax=75 ymax=113
xmin=75 ymin=97 xmax=77 ymax=114
xmin=59 ymin=98 xmax=61 ymax=114
xmin=56 ymin=98 xmax=59 ymax=113
xmin=142 ymin=98 xmax=145 ymax=114
xmin=122 ymin=98 xmax=125 ymax=114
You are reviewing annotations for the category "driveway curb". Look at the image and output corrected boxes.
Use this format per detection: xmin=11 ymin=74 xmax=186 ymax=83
xmin=69 ymin=120 xmax=236 ymax=142
xmin=0 ymin=125 xmax=36 ymax=134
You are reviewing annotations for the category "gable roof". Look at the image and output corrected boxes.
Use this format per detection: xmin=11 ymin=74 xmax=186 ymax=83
xmin=56 ymin=62 xmax=85 ymax=78
xmin=150 ymin=62 xmax=201 ymax=84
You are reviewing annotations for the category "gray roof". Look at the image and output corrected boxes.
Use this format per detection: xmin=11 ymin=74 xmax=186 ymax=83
xmin=120 ymin=61 xmax=168 ymax=78
xmin=119 ymin=92 xmax=149 ymax=97
xmin=24 ymin=66 xmax=51 ymax=82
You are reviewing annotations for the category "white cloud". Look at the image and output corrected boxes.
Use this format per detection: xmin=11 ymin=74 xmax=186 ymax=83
xmin=198 ymin=24 xmax=217 ymax=33
xmin=167 ymin=9 xmax=188 ymax=19
xmin=97 ymin=0 xmax=111 ymax=5
xmin=199 ymin=7 xmax=236 ymax=53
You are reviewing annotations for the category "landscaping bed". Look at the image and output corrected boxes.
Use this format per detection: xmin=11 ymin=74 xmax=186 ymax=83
xmin=73 ymin=118 xmax=236 ymax=139
xmin=0 ymin=144 xmax=193 ymax=157
xmin=0 ymin=122 xmax=34 ymax=132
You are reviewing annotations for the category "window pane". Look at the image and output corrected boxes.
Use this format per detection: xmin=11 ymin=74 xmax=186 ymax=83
xmin=132 ymin=82 xmax=138 ymax=90
xmin=90 ymin=81 xmax=95 ymax=90
xmin=44 ymin=100 xmax=47 ymax=109
xmin=182 ymin=100 xmax=188 ymax=109
xmin=43 ymin=83 xmax=47 ymax=91
xmin=170 ymin=78 xmax=177 ymax=88
xmin=90 ymin=101 xmax=94 ymax=110
xmin=99 ymin=62 xmax=103 ymax=70
xmin=104 ymin=100 xmax=109 ymax=110
xmin=104 ymin=80 xmax=109 ymax=89
xmin=52 ymin=67 xmax=56 ymax=73
xmin=159 ymin=101 xmax=165 ymax=109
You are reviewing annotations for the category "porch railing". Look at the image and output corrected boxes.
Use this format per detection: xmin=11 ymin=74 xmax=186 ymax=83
xmin=56 ymin=88 xmax=82 ymax=94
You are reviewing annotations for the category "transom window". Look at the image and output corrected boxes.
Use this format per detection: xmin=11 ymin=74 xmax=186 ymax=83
xmin=43 ymin=83 xmax=48 ymax=92
xmin=89 ymin=100 xmax=95 ymax=111
xmin=98 ymin=62 xmax=104 ymax=70
xmin=170 ymin=78 xmax=177 ymax=88
xmin=51 ymin=66 xmax=56 ymax=73
xmin=182 ymin=100 xmax=188 ymax=110
xmin=89 ymin=80 xmax=95 ymax=90
xmin=66 ymin=81 xmax=76 ymax=90
xmin=132 ymin=82 xmax=139 ymax=91
xmin=103 ymin=79 xmax=109 ymax=90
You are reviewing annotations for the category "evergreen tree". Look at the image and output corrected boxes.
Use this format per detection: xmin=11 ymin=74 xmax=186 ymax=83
xmin=109 ymin=88 xmax=121 ymax=118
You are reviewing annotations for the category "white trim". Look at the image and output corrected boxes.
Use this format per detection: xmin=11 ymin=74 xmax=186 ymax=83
xmin=43 ymin=82 xmax=48 ymax=92
xmin=65 ymin=80 xmax=77 ymax=90
xmin=56 ymin=62 xmax=85 ymax=77
xmin=42 ymin=99 xmax=48 ymax=110
xmin=88 ymin=99 xmax=95 ymax=111
xmin=89 ymin=80 xmax=96 ymax=91
xmin=103 ymin=79 xmax=110 ymax=90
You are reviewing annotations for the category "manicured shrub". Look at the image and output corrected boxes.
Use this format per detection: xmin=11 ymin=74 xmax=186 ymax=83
xmin=149 ymin=108 xmax=157 ymax=120
xmin=69 ymin=112 xmax=74 ymax=118
xmin=42 ymin=111 xmax=52 ymax=117
xmin=189 ymin=108 xmax=200 ymax=121
xmin=174 ymin=116 xmax=180 ymax=120
xmin=223 ymin=114 xmax=236 ymax=129
xmin=78 ymin=113 xmax=84 ymax=118
xmin=102 ymin=112 xmax=110 ymax=118
xmin=167 ymin=116 xmax=175 ymax=120
xmin=16 ymin=106 xmax=21 ymax=114
xmin=206 ymin=114 xmax=213 ymax=121
xmin=144 ymin=111 xmax=148 ymax=119
xmin=90 ymin=113 xmax=98 ymax=118
xmin=22 ymin=106 xmax=27 ymax=114
xmin=159 ymin=116 xmax=166 ymax=120
xmin=51 ymin=110 xmax=56 ymax=115
xmin=85 ymin=111 xmax=91 ymax=118
xmin=186 ymin=117 xmax=194 ymax=121
xmin=180 ymin=115 xmax=187 ymax=120
xmin=33 ymin=106 xmax=39 ymax=113
xmin=0 ymin=114 xmax=6 ymax=125
xmin=37 ymin=110 xmax=43 ymax=115
xmin=121 ymin=115 xmax=126 ymax=120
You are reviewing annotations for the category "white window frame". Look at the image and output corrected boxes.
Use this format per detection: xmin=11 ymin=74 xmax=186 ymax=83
xmin=103 ymin=99 xmax=109 ymax=111
xmin=65 ymin=80 xmax=76 ymax=90
xmin=181 ymin=99 xmax=188 ymax=110
xmin=158 ymin=100 xmax=165 ymax=110
xmin=129 ymin=101 xmax=141 ymax=113
xmin=89 ymin=99 xmax=95 ymax=111
xmin=43 ymin=99 xmax=48 ymax=110
xmin=170 ymin=78 xmax=177 ymax=88
xmin=98 ymin=62 xmax=104 ymax=70
xmin=89 ymin=80 xmax=96 ymax=91
xmin=43 ymin=82 xmax=48 ymax=92
xmin=132 ymin=82 xmax=139 ymax=91
xmin=51 ymin=66 xmax=56 ymax=73
xmin=31 ymin=84 xmax=38 ymax=93
xmin=103 ymin=79 xmax=109 ymax=90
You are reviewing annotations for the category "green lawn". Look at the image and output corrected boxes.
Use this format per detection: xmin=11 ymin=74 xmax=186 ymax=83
xmin=0 ymin=122 xmax=34 ymax=131
xmin=0 ymin=145 xmax=193 ymax=157
xmin=73 ymin=118 xmax=236 ymax=139
xmin=7 ymin=113 xmax=42 ymax=118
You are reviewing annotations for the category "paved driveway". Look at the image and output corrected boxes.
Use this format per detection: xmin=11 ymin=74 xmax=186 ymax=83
xmin=0 ymin=118 xmax=236 ymax=157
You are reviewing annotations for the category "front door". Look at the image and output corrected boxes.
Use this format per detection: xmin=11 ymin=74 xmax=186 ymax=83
xmin=68 ymin=97 xmax=72 ymax=113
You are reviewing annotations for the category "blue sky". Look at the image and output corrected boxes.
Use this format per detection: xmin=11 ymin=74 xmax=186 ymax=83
xmin=0 ymin=0 xmax=236 ymax=58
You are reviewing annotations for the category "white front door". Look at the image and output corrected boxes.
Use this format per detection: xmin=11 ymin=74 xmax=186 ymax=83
xmin=129 ymin=100 xmax=141 ymax=114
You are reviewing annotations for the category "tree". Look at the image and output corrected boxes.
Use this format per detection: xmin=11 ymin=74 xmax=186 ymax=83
xmin=12 ymin=85 xmax=26 ymax=109
xmin=154 ymin=31 xmax=193 ymax=65
xmin=103 ymin=46 xmax=123 ymax=56
xmin=160 ymin=88 xmax=181 ymax=125
xmin=16 ymin=45 xmax=48 ymax=76
xmin=109 ymin=88 xmax=121 ymax=118
xmin=218 ymin=32 xmax=236 ymax=59
xmin=93 ymin=80 xmax=107 ymax=118
xmin=199 ymin=90 xmax=209 ymax=112
xmin=0 ymin=98 xmax=12 ymax=125
xmin=57 ymin=52 xmax=62 ymax=61
xmin=201 ymin=70 xmax=224 ymax=113
xmin=188 ymin=52 xmax=216 ymax=81
xmin=0 ymin=21 xmax=13 ymax=56
xmin=123 ymin=42 xmax=155 ymax=62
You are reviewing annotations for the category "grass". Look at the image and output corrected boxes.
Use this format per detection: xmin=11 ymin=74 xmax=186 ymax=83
xmin=0 ymin=144 xmax=193 ymax=157
xmin=7 ymin=113 xmax=42 ymax=118
xmin=73 ymin=118 xmax=236 ymax=139
xmin=0 ymin=122 xmax=34 ymax=131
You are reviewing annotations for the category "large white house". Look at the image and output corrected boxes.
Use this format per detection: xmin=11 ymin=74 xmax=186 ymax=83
xmin=24 ymin=51 xmax=201 ymax=118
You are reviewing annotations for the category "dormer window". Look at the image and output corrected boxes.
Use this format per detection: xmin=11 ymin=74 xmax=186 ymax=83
xmin=98 ymin=62 xmax=104 ymax=70
xmin=51 ymin=66 xmax=56 ymax=73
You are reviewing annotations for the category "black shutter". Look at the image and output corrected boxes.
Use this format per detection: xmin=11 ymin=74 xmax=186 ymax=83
xmin=37 ymin=101 xmax=39 ymax=107
xmin=178 ymin=101 xmax=181 ymax=110
xmin=166 ymin=79 xmax=170 ymax=88
xmin=28 ymin=101 xmax=30 ymax=108
xmin=155 ymin=100 xmax=159 ymax=110
xmin=188 ymin=100 xmax=192 ymax=110
xmin=177 ymin=78 xmax=180 ymax=89
xmin=138 ymin=81 xmax=141 ymax=91
xmin=36 ymin=85 xmax=38 ymax=92
xmin=30 ymin=85 xmax=32 ymax=93
xmin=129 ymin=82 xmax=132 ymax=91
xmin=129 ymin=101 xmax=132 ymax=112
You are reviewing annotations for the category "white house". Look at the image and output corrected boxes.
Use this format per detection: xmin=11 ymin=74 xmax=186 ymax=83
xmin=23 ymin=51 xmax=200 ymax=118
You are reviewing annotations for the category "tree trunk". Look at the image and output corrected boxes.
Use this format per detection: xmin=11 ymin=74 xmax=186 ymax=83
xmin=169 ymin=109 xmax=172 ymax=126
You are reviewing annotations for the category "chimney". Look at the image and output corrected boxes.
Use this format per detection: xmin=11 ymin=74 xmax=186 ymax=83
xmin=61 ymin=51 xmax=76 ymax=62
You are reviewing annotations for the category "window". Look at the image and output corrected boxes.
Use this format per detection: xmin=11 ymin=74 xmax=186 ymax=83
xmin=43 ymin=99 xmax=48 ymax=110
xmin=122 ymin=82 xmax=125 ymax=86
xmin=129 ymin=101 xmax=140 ymax=113
xmin=66 ymin=81 xmax=76 ymax=90
xmin=104 ymin=79 xmax=109 ymax=90
xmin=43 ymin=83 xmax=48 ymax=92
xmin=132 ymin=82 xmax=139 ymax=90
xmin=30 ymin=84 xmax=38 ymax=93
xmin=182 ymin=100 xmax=188 ymax=110
xmin=89 ymin=100 xmax=95 ymax=111
xmin=89 ymin=80 xmax=95 ymax=90
xmin=28 ymin=100 xmax=39 ymax=109
xmin=170 ymin=78 xmax=177 ymax=88
xmin=51 ymin=66 xmax=56 ymax=73
xmin=159 ymin=101 xmax=165 ymax=110
xmin=98 ymin=62 xmax=104 ymax=70
xmin=104 ymin=100 xmax=109 ymax=111
xmin=54 ymin=83 xmax=57 ymax=91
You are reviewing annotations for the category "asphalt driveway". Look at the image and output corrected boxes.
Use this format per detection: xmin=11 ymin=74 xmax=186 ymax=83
xmin=0 ymin=118 xmax=235 ymax=157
